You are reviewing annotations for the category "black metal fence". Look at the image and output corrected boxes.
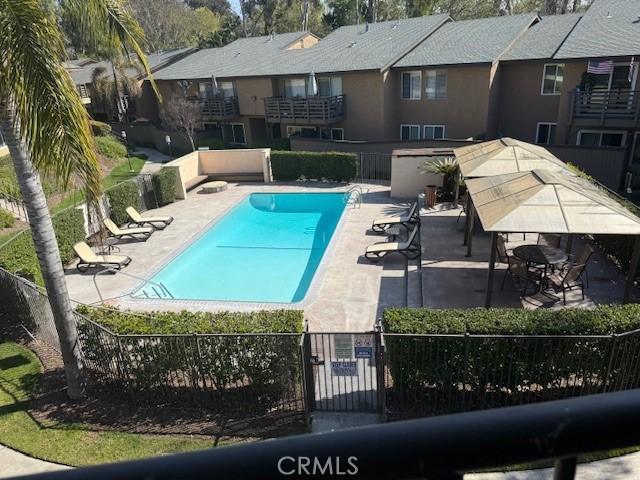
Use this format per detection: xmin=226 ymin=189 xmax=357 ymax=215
xmin=357 ymin=152 xmax=392 ymax=182
xmin=0 ymin=191 xmax=28 ymax=221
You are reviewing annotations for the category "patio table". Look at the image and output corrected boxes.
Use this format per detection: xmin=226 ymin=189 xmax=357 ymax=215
xmin=513 ymin=244 xmax=568 ymax=292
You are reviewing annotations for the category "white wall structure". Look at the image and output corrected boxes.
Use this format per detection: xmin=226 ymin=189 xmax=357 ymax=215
xmin=390 ymin=149 xmax=444 ymax=199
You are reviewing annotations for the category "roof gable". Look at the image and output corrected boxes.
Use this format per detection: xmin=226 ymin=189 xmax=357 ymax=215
xmin=502 ymin=14 xmax=582 ymax=61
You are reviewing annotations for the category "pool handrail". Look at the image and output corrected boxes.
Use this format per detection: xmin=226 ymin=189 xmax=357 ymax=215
xmin=92 ymin=268 xmax=174 ymax=304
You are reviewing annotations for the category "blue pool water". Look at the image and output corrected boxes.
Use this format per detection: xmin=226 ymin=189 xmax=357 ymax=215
xmin=134 ymin=193 xmax=347 ymax=303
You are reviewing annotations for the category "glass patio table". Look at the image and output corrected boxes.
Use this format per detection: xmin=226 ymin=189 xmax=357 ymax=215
xmin=513 ymin=244 xmax=568 ymax=292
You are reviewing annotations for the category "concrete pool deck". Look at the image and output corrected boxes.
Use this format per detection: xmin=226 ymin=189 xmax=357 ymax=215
xmin=64 ymin=182 xmax=411 ymax=332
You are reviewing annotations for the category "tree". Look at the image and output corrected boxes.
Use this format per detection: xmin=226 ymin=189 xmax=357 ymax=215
xmin=0 ymin=0 xmax=153 ymax=399
xmin=91 ymin=58 xmax=142 ymax=123
xmin=161 ymin=88 xmax=201 ymax=152
xmin=186 ymin=0 xmax=234 ymax=16
xmin=127 ymin=0 xmax=222 ymax=50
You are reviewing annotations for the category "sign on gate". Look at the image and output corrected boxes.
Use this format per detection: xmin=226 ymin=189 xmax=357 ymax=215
xmin=354 ymin=334 xmax=374 ymax=359
xmin=331 ymin=361 xmax=358 ymax=376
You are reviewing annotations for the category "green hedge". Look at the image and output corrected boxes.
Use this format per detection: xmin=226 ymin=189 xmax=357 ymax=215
xmin=270 ymin=151 xmax=357 ymax=182
xmin=253 ymin=138 xmax=291 ymax=151
xmin=106 ymin=181 xmax=140 ymax=225
xmin=382 ymin=307 xmax=640 ymax=415
xmin=96 ymin=135 xmax=126 ymax=160
xmin=383 ymin=306 xmax=640 ymax=336
xmin=0 ymin=208 xmax=85 ymax=285
xmin=75 ymin=306 xmax=304 ymax=409
xmin=90 ymin=120 xmax=112 ymax=137
xmin=0 ymin=208 xmax=16 ymax=229
xmin=152 ymin=169 xmax=177 ymax=207
xmin=75 ymin=305 xmax=304 ymax=334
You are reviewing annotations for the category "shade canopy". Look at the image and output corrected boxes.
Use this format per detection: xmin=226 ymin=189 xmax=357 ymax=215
xmin=455 ymin=137 xmax=570 ymax=178
xmin=466 ymin=169 xmax=640 ymax=235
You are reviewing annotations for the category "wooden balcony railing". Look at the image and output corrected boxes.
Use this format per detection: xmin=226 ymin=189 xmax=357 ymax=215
xmin=197 ymin=96 xmax=239 ymax=121
xmin=570 ymin=88 xmax=640 ymax=124
xmin=264 ymin=95 xmax=345 ymax=125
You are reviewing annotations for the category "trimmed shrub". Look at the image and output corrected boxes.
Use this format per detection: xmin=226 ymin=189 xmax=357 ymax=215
xmin=0 ymin=207 xmax=85 ymax=285
xmin=106 ymin=181 xmax=140 ymax=225
xmin=95 ymin=135 xmax=126 ymax=160
xmin=152 ymin=168 xmax=177 ymax=206
xmin=90 ymin=120 xmax=112 ymax=137
xmin=382 ymin=307 xmax=640 ymax=412
xmin=270 ymin=151 xmax=357 ymax=182
xmin=76 ymin=305 xmax=304 ymax=334
xmin=253 ymin=138 xmax=291 ymax=151
xmin=197 ymin=137 xmax=225 ymax=150
xmin=0 ymin=208 xmax=16 ymax=229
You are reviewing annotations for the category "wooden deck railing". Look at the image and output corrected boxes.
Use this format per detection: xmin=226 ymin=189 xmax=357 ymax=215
xmin=196 ymin=96 xmax=240 ymax=121
xmin=570 ymin=88 xmax=640 ymax=124
xmin=264 ymin=95 xmax=345 ymax=125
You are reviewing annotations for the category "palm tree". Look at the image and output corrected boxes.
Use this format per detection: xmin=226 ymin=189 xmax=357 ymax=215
xmin=91 ymin=57 xmax=143 ymax=123
xmin=0 ymin=0 xmax=154 ymax=399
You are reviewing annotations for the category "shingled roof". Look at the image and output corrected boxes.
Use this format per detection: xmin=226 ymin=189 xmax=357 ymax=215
xmin=502 ymin=13 xmax=582 ymax=61
xmin=153 ymin=15 xmax=450 ymax=80
xmin=554 ymin=0 xmax=640 ymax=59
xmin=394 ymin=13 xmax=538 ymax=68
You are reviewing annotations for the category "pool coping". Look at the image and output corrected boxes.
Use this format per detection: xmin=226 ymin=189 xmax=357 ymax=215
xmin=121 ymin=189 xmax=354 ymax=312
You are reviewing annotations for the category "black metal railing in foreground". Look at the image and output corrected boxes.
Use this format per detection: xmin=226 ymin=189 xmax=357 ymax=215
xmin=11 ymin=389 xmax=640 ymax=480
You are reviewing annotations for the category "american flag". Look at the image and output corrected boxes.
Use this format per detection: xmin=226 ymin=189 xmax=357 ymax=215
xmin=587 ymin=59 xmax=614 ymax=74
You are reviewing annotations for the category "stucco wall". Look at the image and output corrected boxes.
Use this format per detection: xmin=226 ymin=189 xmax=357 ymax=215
xmin=236 ymin=78 xmax=274 ymax=117
xmin=391 ymin=154 xmax=444 ymax=199
xmin=290 ymin=136 xmax=475 ymax=153
xmin=334 ymin=71 xmax=386 ymax=141
xmin=498 ymin=61 xmax=564 ymax=143
xmin=393 ymin=65 xmax=492 ymax=140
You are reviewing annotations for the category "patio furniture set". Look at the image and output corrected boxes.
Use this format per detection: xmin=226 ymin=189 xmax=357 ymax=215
xmin=365 ymin=202 xmax=421 ymax=262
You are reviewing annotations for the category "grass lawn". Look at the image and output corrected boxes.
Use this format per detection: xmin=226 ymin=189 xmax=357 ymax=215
xmin=0 ymin=340 xmax=214 ymax=467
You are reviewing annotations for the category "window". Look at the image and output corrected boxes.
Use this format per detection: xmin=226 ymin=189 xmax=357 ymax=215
xmin=423 ymin=125 xmax=445 ymax=140
xmin=400 ymin=124 xmax=420 ymax=140
xmin=224 ymin=123 xmax=246 ymax=144
xmin=219 ymin=81 xmax=235 ymax=98
xmin=541 ymin=64 xmax=564 ymax=95
xmin=284 ymin=78 xmax=306 ymax=98
xmin=318 ymin=76 xmax=342 ymax=97
xmin=577 ymin=130 xmax=626 ymax=147
xmin=425 ymin=70 xmax=447 ymax=99
xmin=287 ymin=126 xmax=318 ymax=138
xmin=401 ymin=71 xmax=421 ymax=100
xmin=331 ymin=128 xmax=344 ymax=141
xmin=536 ymin=123 xmax=557 ymax=145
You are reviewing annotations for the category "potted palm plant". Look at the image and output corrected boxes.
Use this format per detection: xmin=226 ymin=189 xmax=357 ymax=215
xmin=421 ymin=157 xmax=459 ymax=203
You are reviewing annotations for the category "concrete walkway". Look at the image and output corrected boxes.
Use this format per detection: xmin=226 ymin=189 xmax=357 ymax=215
xmin=131 ymin=147 xmax=169 ymax=175
xmin=0 ymin=445 xmax=69 ymax=479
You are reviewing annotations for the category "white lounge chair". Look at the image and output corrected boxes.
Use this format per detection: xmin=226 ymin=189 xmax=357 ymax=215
xmin=365 ymin=225 xmax=421 ymax=262
xmin=104 ymin=218 xmax=153 ymax=241
xmin=371 ymin=202 xmax=420 ymax=233
xmin=73 ymin=241 xmax=131 ymax=273
xmin=126 ymin=206 xmax=173 ymax=229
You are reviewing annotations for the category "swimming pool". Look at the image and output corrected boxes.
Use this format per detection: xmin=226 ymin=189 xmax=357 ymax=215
xmin=134 ymin=193 xmax=347 ymax=303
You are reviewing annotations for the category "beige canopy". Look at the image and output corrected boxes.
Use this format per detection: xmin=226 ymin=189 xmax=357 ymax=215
xmin=455 ymin=137 xmax=570 ymax=178
xmin=466 ymin=169 xmax=640 ymax=235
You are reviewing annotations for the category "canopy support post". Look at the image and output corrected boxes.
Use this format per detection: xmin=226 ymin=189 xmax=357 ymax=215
xmin=485 ymin=232 xmax=498 ymax=308
xmin=623 ymin=236 xmax=640 ymax=303
xmin=453 ymin=170 xmax=461 ymax=208
xmin=466 ymin=200 xmax=475 ymax=257
xmin=463 ymin=193 xmax=471 ymax=246
xmin=565 ymin=234 xmax=574 ymax=255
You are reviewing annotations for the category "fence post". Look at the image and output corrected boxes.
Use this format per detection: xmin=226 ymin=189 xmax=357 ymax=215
xmin=604 ymin=334 xmax=619 ymax=392
xmin=375 ymin=322 xmax=387 ymax=421
xmin=300 ymin=332 xmax=315 ymax=428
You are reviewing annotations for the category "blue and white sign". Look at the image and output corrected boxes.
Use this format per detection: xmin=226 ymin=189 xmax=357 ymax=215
xmin=353 ymin=334 xmax=374 ymax=359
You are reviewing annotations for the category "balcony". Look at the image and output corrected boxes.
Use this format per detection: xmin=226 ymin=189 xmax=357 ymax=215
xmin=197 ymin=96 xmax=240 ymax=121
xmin=570 ymin=88 xmax=640 ymax=126
xmin=264 ymin=95 xmax=345 ymax=125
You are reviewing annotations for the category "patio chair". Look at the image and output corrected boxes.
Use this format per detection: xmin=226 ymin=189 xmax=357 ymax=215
xmin=126 ymin=206 xmax=173 ymax=229
xmin=104 ymin=218 xmax=153 ymax=241
xmin=561 ymin=244 xmax=594 ymax=288
xmin=500 ymin=256 xmax=542 ymax=298
xmin=550 ymin=263 xmax=588 ymax=305
xmin=456 ymin=193 xmax=468 ymax=223
xmin=73 ymin=241 xmax=131 ymax=273
xmin=538 ymin=234 xmax=562 ymax=249
xmin=496 ymin=234 xmax=510 ymax=264
xmin=365 ymin=225 xmax=420 ymax=262
xmin=371 ymin=202 xmax=419 ymax=233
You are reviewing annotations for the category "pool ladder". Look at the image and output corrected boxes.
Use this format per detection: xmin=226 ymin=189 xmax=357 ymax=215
xmin=92 ymin=268 xmax=174 ymax=304
xmin=344 ymin=185 xmax=364 ymax=209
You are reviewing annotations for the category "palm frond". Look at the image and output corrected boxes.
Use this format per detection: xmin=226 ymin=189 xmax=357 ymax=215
xmin=63 ymin=0 xmax=160 ymax=101
xmin=0 ymin=0 xmax=102 ymax=199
